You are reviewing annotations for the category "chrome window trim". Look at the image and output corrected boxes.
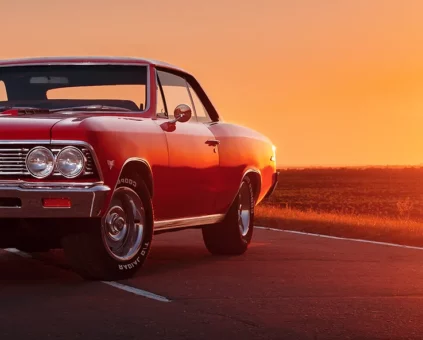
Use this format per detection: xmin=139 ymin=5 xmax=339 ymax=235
xmin=185 ymin=78 xmax=198 ymax=122
xmin=154 ymin=68 xmax=194 ymax=121
xmin=185 ymin=81 xmax=212 ymax=123
xmin=152 ymin=67 xmax=216 ymax=123
xmin=0 ymin=61 xmax=152 ymax=67
xmin=0 ymin=63 xmax=151 ymax=115
xmin=0 ymin=140 xmax=51 ymax=144
xmin=0 ymin=57 xmax=188 ymax=73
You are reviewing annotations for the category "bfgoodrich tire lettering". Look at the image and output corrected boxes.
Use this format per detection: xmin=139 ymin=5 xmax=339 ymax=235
xmin=202 ymin=176 xmax=255 ymax=255
xmin=61 ymin=180 xmax=153 ymax=281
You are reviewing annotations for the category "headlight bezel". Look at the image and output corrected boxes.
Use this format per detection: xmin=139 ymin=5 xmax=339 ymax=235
xmin=25 ymin=146 xmax=56 ymax=179
xmin=24 ymin=145 xmax=92 ymax=179
xmin=55 ymin=146 xmax=86 ymax=179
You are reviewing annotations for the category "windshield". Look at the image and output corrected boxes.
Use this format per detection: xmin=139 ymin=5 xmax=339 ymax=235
xmin=0 ymin=64 xmax=148 ymax=112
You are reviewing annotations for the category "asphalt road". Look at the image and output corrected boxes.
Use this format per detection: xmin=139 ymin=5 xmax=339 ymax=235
xmin=2 ymin=227 xmax=423 ymax=340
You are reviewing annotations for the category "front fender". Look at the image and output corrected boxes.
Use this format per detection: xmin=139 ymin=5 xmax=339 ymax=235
xmin=51 ymin=115 xmax=169 ymax=216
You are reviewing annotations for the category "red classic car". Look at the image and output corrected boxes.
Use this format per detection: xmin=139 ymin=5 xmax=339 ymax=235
xmin=0 ymin=57 xmax=279 ymax=280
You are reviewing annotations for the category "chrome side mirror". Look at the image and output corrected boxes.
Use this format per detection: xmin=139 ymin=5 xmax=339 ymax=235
xmin=170 ymin=104 xmax=192 ymax=123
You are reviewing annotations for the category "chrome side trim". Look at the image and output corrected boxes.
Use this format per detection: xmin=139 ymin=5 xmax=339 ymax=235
xmin=154 ymin=214 xmax=225 ymax=231
xmin=90 ymin=191 xmax=96 ymax=216
xmin=0 ymin=181 xmax=104 ymax=188
xmin=0 ymin=140 xmax=51 ymax=144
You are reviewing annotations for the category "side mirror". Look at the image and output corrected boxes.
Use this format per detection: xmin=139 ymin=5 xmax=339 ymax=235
xmin=170 ymin=104 xmax=192 ymax=123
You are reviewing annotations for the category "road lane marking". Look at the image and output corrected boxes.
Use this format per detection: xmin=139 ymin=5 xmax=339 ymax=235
xmin=3 ymin=248 xmax=32 ymax=258
xmin=101 ymin=281 xmax=171 ymax=302
xmin=256 ymin=226 xmax=423 ymax=251
xmin=3 ymin=248 xmax=171 ymax=303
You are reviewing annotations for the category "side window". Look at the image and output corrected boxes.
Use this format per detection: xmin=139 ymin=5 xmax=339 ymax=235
xmin=156 ymin=70 xmax=194 ymax=121
xmin=187 ymin=84 xmax=211 ymax=123
xmin=0 ymin=81 xmax=7 ymax=101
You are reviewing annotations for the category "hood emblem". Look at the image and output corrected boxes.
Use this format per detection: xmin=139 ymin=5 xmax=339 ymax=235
xmin=107 ymin=160 xmax=115 ymax=170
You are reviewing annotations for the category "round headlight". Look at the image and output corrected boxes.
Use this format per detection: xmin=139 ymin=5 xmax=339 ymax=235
xmin=26 ymin=147 xmax=55 ymax=178
xmin=56 ymin=147 xmax=85 ymax=178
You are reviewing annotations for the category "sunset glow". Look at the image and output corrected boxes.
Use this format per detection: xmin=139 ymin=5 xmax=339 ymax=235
xmin=2 ymin=0 xmax=422 ymax=166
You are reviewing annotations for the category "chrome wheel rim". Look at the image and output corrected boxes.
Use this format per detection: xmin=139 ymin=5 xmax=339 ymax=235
xmin=238 ymin=182 xmax=252 ymax=237
xmin=102 ymin=188 xmax=145 ymax=261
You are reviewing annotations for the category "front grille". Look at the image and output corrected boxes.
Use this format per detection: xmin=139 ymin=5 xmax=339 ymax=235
xmin=0 ymin=148 xmax=29 ymax=175
xmin=0 ymin=145 xmax=96 ymax=177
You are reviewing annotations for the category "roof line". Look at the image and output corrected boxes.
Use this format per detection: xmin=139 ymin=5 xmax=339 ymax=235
xmin=0 ymin=56 xmax=188 ymax=73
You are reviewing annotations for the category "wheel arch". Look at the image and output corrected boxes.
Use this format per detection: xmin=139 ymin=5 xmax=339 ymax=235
xmin=116 ymin=158 xmax=154 ymax=199
xmin=223 ymin=168 xmax=262 ymax=217
xmin=243 ymin=169 xmax=262 ymax=204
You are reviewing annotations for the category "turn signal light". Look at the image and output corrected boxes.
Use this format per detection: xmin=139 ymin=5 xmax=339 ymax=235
xmin=42 ymin=198 xmax=71 ymax=208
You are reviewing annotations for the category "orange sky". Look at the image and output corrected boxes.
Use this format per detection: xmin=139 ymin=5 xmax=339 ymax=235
xmin=1 ymin=0 xmax=423 ymax=166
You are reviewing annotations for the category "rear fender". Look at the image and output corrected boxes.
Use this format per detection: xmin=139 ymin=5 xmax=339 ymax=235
xmin=223 ymin=168 xmax=262 ymax=217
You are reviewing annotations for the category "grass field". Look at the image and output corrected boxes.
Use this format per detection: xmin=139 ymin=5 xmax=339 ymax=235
xmin=255 ymin=167 xmax=423 ymax=246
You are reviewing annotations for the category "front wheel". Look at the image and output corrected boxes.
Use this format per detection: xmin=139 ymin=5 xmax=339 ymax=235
xmin=62 ymin=183 xmax=153 ymax=281
xmin=202 ymin=176 xmax=255 ymax=255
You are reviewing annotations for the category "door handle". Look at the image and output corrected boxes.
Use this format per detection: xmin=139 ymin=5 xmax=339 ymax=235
xmin=205 ymin=139 xmax=220 ymax=146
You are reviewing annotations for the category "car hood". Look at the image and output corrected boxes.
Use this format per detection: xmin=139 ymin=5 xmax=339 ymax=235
xmin=0 ymin=114 xmax=64 ymax=140
xmin=0 ymin=112 xmax=151 ymax=141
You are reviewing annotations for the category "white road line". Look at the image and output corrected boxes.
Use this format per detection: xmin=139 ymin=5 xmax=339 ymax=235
xmin=101 ymin=281 xmax=171 ymax=302
xmin=3 ymin=248 xmax=32 ymax=258
xmin=3 ymin=248 xmax=171 ymax=303
xmin=256 ymin=226 xmax=423 ymax=251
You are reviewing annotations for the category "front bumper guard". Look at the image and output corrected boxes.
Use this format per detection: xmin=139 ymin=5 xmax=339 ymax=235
xmin=0 ymin=183 xmax=110 ymax=218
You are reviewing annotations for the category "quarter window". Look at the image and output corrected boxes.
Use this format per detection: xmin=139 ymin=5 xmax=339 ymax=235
xmin=0 ymin=81 xmax=6 ymax=101
xmin=187 ymin=84 xmax=211 ymax=123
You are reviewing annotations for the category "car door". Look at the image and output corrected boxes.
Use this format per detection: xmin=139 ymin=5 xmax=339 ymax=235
xmin=153 ymin=69 xmax=220 ymax=220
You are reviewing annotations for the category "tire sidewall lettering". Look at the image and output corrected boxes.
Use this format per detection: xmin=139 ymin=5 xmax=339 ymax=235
xmin=118 ymin=177 xmax=138 ymax=189
xmin=114 ymin=178 xmax=152 ymax=272
xmin=116 ymin=236 xmax=152 ymax=271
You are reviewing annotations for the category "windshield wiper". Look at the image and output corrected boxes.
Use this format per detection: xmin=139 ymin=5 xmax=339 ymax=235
xmin=0 ymin=106 xmax=51 ymax=115
xmin=52 ymin=105 xmax=132 ymax=113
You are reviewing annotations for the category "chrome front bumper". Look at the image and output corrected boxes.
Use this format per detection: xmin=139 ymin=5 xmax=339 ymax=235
xmin=0 ymin=183 xmax=110 ymax=218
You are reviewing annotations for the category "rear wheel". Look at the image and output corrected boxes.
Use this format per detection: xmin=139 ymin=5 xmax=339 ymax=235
xmin=62 ymin=182 xmax=153 ymax=280
xmin=202 ymin=176 xmax=255 ymax=255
